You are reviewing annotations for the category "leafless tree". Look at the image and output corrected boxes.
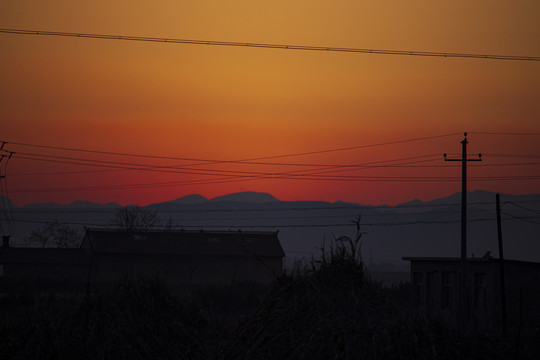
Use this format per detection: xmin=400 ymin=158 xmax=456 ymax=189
xmin=108 ymin=205 xmax=159 ymax=231
xmin=27 ymin=220 xmax=80 ymax=248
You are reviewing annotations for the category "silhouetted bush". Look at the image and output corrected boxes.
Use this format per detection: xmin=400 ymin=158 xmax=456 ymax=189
xmin=220 ymin=244 xmax=522 ymax=360
xmin=0 ymin=277 xmax=221 ymax=360
xmin=1 ymin=241 xmax=537 ymax=359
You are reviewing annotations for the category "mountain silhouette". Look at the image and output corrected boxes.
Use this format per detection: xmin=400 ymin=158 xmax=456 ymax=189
xmin=209 ymin=192 xmax=280 ymax=203
xmin=5 ymin=190 xmax=540 ymax=269
xmin=164 ymin=194 xmax=208 ymax=205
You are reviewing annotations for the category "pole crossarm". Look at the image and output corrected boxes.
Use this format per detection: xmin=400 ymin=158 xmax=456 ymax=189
xmin=444 ymin=155 xmax=482 ymax=162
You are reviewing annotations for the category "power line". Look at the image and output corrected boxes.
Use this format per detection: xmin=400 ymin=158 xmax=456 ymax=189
xmin=10 ymin=174 xmax=540 ymax=193
xmin=8 ymin=154 xmax=449 ymax=179
xmin=11 ymin=153 xmax=453 ymax=184
xmin=10 ymin=200 xmax=540 ymax=214
xmin=1 ymin=28 xmax=539 ymax=62
xmin=14 ymin=211 xmax=461 ymax=220
xmin=10 ymin=150 xmax=441 ymax=174
xmin=4 ymin=152 xmax=453 ymax=182
xmin=504 ymin=201 xmax=540 ymax=216
xmin=2 ymin=133 xmax=460 ymax=163
xmin=10 ymin=169 xmax=127 ymax=176
xmin=9 ymin=161 xmax=540 ymax=177
xmin=483 ymin=154 xmax=540 ymax=159
xmin=501 ymin=211 xmax=540 ymax=225
xmin=7 ymin=151 xmax=540 ymax=190
xmin=233 ymin=134 xmax=460 ymax=161
xmin=13 ymin=176 xmax=540 ymax=193
xmin=469 ymin=132 xmax=540 ymax=136
xmin=10 ymin=215 xmax=539 ymax=229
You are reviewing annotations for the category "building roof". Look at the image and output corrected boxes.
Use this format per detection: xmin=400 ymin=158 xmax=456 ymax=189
xmin=82 ymin=229 xmax=285 ymax=258
xmin=0 ymin=248 xmax=91 ymax=265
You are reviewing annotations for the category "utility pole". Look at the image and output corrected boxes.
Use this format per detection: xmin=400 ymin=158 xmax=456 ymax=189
xmin=0 ymin=143 xmax=15 ymax=243
xmin=444 ymin=132 xmax=481 ymax=327
xmin=496 ymin=194 xmax=507 ymax=336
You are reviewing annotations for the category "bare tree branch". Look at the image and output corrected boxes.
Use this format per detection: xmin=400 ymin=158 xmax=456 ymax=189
xmin=108 ymin=206 xmax=159 ymax=232
xmin=26 ymin=220 xmax=80 ymax=248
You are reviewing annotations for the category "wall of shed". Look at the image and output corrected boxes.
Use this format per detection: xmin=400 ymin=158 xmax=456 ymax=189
xmin=89 ymin=254 xmax=282 ymax=287
xmin=0 ymin=263 xmax=89 ymax=294
xmin=502 ymin=262 xmax=540 ymax=329
xmin=408 ymin=260 xmax=540 ymax=330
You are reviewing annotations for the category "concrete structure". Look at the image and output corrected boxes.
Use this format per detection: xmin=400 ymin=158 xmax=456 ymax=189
xmin=0 ymin=229 xmax=285 ymax=293
xmin=403 ymin=256 xmax=540 ymax=329
xmin=0 ymin=247 xmax=91 ymax=293
xmin=81 ymin=229 xmax=285 ymax=288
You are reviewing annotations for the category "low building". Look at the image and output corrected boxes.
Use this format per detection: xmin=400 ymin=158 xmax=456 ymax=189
xmin=82 ymin=229 xmax=285 ymax=289
xmin=0 ymin=247 xmax=91 ymax=293
xmin=402 ymin=256 xmax=540 ymax=330
xmin=0 ymin=229 xmax=285 ymax=293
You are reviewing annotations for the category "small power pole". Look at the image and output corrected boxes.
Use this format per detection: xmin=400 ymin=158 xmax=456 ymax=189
xmin=444 ymin=132 xmax=481 ymax=327
xmin=0 ymin=143 xmax=16 ymax=242
xmin=496 ymin=193 xmax=507 ymax=336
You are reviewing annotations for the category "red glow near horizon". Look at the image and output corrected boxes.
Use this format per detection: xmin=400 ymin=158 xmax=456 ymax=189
xmin=4 ymin=132 xmax=540 ymax=207
xmin=1 ymin=2 xmax=539 ymax=206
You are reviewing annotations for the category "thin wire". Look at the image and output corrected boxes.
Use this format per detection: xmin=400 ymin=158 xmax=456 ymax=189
xmin=11 ymin=151 xmax=540 ymax=184
xmin=234 ymin=134 xmax=461 ymax=161
xmin=13 ymin=210 xmax=463 ymax=220
xmin=8 ymin=178 xmax=538 ymax=193
xmin=11 ymin=150 xmax=442 ymax=176
xmin=10 ymin=215 xmax=538 ymax=229
xmin=484 ymin=154 xmax=540 ymax=159
xmin=10 ymin=173 xmax=540 ymax=193
xmin=501 ymin=211 xmax=540 ymax=225
xmin=9 ymin=162 xmax=540 ymax=177
xmin=10 ymin=200 xmax=540 ymax=214
xmin=10 ymin=169 xmax=128 ymax=176
xmin=279 ymin=156 xmax=440 ymax=176
xmin=504 ymin=201 xmax=540 ymax=216
xmin=11 ymin=155 xmax=459 ymax=180
xmin=469 ymin=132 xmax=540 ymax=136
xmin=6 ymin=152 xmax=455 ymax=181
xmin=1 ymin=29 xmax=539 ymax=61
xmin=3 ymin=133 xmax=461 ymax=163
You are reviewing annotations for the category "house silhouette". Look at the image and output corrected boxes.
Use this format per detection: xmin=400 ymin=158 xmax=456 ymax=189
xmin=0 ymin=229 xmax=285 ymax=293
xmin=403 ymin=256 xmax=540 ymax=330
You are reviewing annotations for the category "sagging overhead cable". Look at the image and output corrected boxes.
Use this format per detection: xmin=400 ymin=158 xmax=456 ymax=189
xmin=1 ymin=28 xmax=540 ymax=62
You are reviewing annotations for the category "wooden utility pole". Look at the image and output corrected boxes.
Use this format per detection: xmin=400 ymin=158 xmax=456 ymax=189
xmin=444 ymin=132 xmax=481 ymax=327
xmin=0 ymin=143 xmax=15 ymax=241
xmin=496 ymin=194 xmax=507 ymax=336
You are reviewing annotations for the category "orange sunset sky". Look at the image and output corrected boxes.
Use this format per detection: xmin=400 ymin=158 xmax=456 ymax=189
xmin=1 ymin=1 xmax=539 ymax=206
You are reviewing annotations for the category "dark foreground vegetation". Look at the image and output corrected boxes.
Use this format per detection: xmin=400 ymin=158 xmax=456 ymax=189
xmin=1 ymin=249 xmax=538 ymax=359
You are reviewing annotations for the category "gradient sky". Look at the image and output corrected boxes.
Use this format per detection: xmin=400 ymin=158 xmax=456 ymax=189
xmin=1 ymin=1 xmax=539 ymax=206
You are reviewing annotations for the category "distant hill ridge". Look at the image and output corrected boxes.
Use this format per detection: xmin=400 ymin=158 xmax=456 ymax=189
xmin=9 ymin=190 xmax=540 ymax=209
xmin=209 ymin=192 xmax=280 ymax=203
xmin=4 ymin=190 xmax=540 ymax=264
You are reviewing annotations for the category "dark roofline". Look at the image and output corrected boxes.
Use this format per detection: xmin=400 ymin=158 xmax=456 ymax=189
xmin=84 ymin=227 xmax=279 ymax=236
xmin=82 ymin=227 xmax=285 ymax=257
xmin=402 ymin=256 xmax=540 ymax=267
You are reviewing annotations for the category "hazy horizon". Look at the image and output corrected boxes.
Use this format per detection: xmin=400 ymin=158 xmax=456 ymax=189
xmin=4 ymin=188 xmax=539 ymax=208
